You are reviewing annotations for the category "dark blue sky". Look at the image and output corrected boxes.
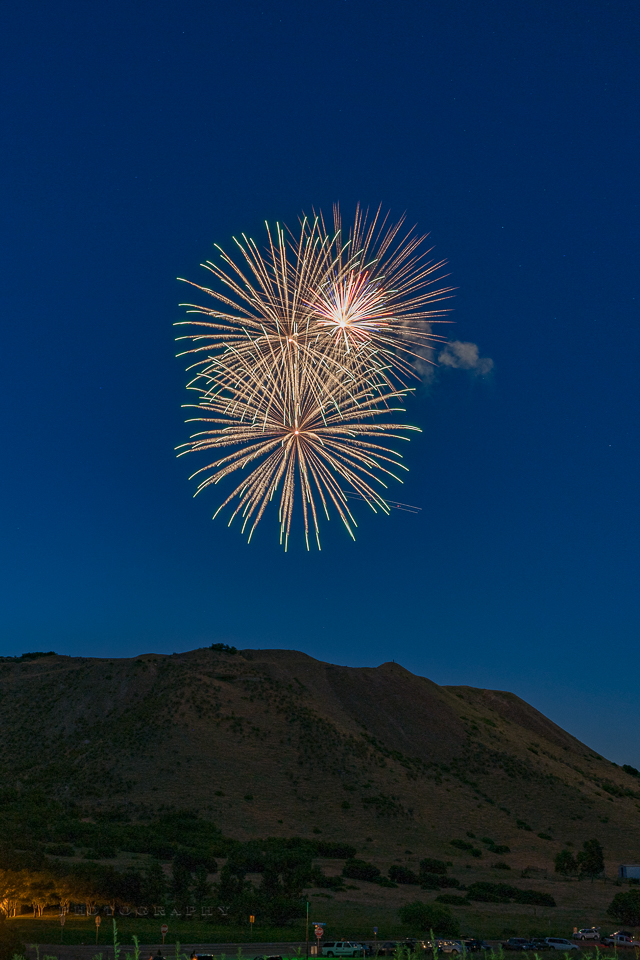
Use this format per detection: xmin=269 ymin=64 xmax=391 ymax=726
xmin=1 ymin=1 xmax=638 ymax=763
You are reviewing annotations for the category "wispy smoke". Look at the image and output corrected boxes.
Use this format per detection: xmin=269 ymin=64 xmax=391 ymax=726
xmin=415 ymin=340 xmax=494 ymax=384
xmin=438 ymin=340 xmax=494 ymax=375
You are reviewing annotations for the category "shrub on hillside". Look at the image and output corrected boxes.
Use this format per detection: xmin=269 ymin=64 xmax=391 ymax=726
xmin=389 ymin=865 xmax=419 ymax=884
xmin=554 ymin=849 xmax=578 ymax=875
xmin=46 ymin=843 xmax=75 ymax=856
xmin=398 ymin=900 xmax=459 ymax=936
xmin=309 ymin=867 xmax=345 ymax=890
xmin=315 ymin=841 xmax=356 ymax=859
xmin=420 ymin=873 xmax=444 ymax=890
xmin=608 ymin=889 xmax=640 ymax=925
xmin=449 ymin=839 xmax=482 ymax=856
xmin=466 ymin=881 xmax=555 ymax=907
xmin=436 ymin=894 xmax=469 ymax=906
xmin=419 ymin=857 xmax=447 ymax=875
xmin=342 ymin=858 xmax=381 ymax=882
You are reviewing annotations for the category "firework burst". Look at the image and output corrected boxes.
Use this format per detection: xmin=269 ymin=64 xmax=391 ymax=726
xmin=307 ymin=206 xmax=454 ymax=388
xmin=176 ymin=208 xmax=450 ymax=547
xmin=178 ymin=344 xmax=419 ymax=549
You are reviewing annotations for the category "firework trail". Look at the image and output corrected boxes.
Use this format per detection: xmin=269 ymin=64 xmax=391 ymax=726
xmin=176 ymin=208 xmax=449 ymax=547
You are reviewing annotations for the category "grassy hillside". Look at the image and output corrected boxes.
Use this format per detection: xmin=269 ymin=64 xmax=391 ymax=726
xmin=1 ymin=646 xmax=639 ymax=939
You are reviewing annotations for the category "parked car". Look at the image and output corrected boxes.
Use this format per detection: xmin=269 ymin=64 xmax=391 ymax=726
xmin=377 ymin=944 xmax=400 ymax=957
xmin=573 ymin=929 xmax=600 ymax=941
xmin=527 ymin=939 xmax=551 ymax=951
xmin=461 ymin=940 xmax=489 ymax=953
xmin=545 ymin=939 xmax=579 ymax=951
xmin=503 ymin=940 xmax=530 ymax=952
xmin=601 ymin=933 xmax=639 ymax=947
xmin=323 ymin=943 xmax=366 ymax=958
xmin=423 ymin=941 xmax=461 ymax=955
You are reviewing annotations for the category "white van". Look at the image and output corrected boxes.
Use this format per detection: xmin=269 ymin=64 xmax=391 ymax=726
xmin=322 ymin=943 xmax=365 ymax=957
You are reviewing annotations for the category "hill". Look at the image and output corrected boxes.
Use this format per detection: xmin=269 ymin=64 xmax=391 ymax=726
xmin=1 ymin=646 xmax=639 ymax=939
xmin=1 ymin=646 xmax=638 ymax=863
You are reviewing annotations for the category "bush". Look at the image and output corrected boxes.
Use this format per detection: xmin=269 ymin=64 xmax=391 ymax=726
xmin=46 ymin=843 xmax=75 ymax=856
xmin=436 ymin=894 xmax=469 ymax=905
xmin=420 ymin=858 xmax=447 ymax=875
xmin=554 ymin=849 xmax=578 ymax=875
xmin=342 ymin=858 xmax=381 ymax=882
xmin=623 ymin=764 xmax=639 ymax=777
xmin=420 ymin=873 xmax=444 ymax=890
xmin=389 ymin=865 xmax=419 ymax=884
xmin=174 ymin=850 xmax=218 ymax=872
xmin=608 ymin=889 xmax=640 ymax=925
xmin=450 ymin=839 xmax=473 ymax=852
xmin=309 ymin=867 xmax=345 ymax=890
xmin=398 ymin=900 xmax=459 ymax=936
xmin=316 ymin=841 xmax=356 ymax=859
xmin=466 ymin=882 xmax=556 ymax=907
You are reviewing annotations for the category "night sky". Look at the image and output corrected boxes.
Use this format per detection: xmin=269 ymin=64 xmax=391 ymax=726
xmin=1 ymin=2 xmax=639 ymax=763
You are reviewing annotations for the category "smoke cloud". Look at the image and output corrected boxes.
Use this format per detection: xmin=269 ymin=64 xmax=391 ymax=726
xmin=438 ymin=340 xmax=494 ymax=375
xmin=414 ymin=340 xmax=494 ymax=385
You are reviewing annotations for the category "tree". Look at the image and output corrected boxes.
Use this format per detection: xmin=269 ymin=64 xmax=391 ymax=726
xmin=398 ymin=900 xmax=459 ymax=937
xmin=170 ymin=857 xmax=192 ymax=912
xmin=192 ymin=865 xmax=211 ymax=905
xmin=577 ymin=839 xmax=604 ymax=878
xmin=141 ymin=860 xmax=166 ymax=909
xmin=554 ymin=850 xmax=578 ymax=875
xmin=608 ymin=889 xmax=640 ymax=926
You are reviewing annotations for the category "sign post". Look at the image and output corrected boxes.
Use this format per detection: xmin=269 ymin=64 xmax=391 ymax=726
xmin=161 ymin=923 xmax=168 ymax=945
xmin=60 ymin=912 xmax=65 ymax=944
xmin=306 ymin=902 xmax=310 ymax=959
xmin=95 ymin=915 xmax=102 ymax=944
xmin=314 ymin=923 xmax=324 ymax=957
xmin=250 ymin=915 xmax=255 ymax=937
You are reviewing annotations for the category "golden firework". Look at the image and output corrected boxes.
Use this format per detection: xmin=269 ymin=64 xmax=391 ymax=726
xmin=176 ymin=208 xmax=449 ymax=547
